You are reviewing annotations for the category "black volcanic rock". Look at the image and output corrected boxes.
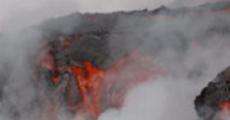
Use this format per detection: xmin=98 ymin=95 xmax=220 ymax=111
xmin=35 ymin=1 xmax=230 ymax=69
xmin=195 ymin=67 xmax=230 ymax=120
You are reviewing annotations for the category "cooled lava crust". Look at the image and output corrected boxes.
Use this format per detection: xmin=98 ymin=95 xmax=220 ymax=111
xmin=195 ymin=67 xmax=230 ymax=120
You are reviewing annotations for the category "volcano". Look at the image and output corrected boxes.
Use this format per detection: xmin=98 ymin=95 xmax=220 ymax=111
xmin=1 ymin=1 xmax=230 ymax=120
xmin=33 ymin=1 xmax=230 ymax=120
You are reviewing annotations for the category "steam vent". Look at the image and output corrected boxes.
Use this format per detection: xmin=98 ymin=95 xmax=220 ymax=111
xmin=195 ymin=67 xmax=230 ymax=120
xmin=2 ymin=1 xmax=230 ymax=120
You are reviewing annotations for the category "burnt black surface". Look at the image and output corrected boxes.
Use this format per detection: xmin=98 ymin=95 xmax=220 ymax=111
xmin=35 ymin=1 xmax=230 ymax=69
xmin=36 ymin=7 xmax=185 ymax=69
xmin=195 ymin=67 xmax=230 ymax=120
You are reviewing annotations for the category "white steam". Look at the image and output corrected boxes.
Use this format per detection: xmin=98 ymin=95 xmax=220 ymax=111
xmin=99 ymin=12 xmax=230 ymax=120
xmin=0 ymin=0 xmax=229 ymax=120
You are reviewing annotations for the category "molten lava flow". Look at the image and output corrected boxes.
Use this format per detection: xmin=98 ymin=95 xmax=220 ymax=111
xmin=70 ymin=61 xmax=104 ymax=119
xmin=220 ymin=101 xmax=230 ymax=111
xmin=37 ymin=41 xmax=165 ymax=120
xmin=219 ymin=101 xmax=230 ymax=119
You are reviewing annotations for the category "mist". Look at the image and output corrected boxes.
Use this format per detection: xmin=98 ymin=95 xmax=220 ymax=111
xmin=0 ymin=0 xmax=229 ymax=120
xmin=99 ymin=11 xmax=230 ymax=120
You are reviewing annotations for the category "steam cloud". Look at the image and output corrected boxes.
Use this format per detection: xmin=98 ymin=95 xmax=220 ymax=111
xmin=0 ymin=0 xmax=229 ymax=120
xmin=99 ymin=12 xmax=230 ymax=120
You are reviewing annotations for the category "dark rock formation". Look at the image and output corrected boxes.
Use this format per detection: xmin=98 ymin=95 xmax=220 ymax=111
xmin=195 ymin=67 xmax=230 ymax=120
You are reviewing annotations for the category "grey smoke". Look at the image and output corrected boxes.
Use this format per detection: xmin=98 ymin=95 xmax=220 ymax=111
xmin=99 ymin=11 xmax=230 ymax=120
xmin=0 ymin=0 xmax=229 ymax=120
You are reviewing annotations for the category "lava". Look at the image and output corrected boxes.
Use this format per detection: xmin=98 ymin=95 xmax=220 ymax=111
xmin=36 ymin=40 xmax=164 ymax=120
xmin=219 ymin=101 xmax=230 ymax=120
xmin=70 ymin=61 xmax=104 ymax=118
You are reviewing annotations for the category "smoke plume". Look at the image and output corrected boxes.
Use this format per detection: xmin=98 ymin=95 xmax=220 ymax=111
xmin=0 ymin=0 xmax=229 ymax=120
xmin=98 ymin=10 xmax=230 ymax=120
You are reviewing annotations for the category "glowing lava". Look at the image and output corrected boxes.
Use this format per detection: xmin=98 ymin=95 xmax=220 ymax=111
xmin=219 ymin=101 xmax=230 ymax=120
xmin=37 ymin=40 xmax=165 ymax=120
xmin=70 ymin=61 xmax=104 ymax=119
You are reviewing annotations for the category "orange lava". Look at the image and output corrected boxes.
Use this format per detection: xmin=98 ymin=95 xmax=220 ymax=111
xmin=220 ymin=101 xmax=230 ymax=110
xmin=37 ymin=41 xmax=165 ymax=119
xmin=70 ymin=61 xmax=104 ymax=118
xmin=219 ymin=101 xmax=230 ymax=120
